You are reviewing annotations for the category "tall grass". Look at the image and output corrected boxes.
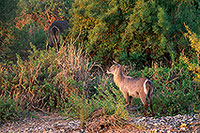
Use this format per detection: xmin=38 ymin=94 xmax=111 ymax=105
xmin=0 ymin=42 xmax=93 ymax=112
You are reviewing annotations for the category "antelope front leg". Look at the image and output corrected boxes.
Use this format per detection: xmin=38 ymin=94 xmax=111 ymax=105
xmin=123 ymin=92 xmax=129 ymax=108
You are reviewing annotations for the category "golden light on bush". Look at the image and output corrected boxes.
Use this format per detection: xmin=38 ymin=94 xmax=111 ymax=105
xmin=181 ymin=24 xmax=200 ymax=82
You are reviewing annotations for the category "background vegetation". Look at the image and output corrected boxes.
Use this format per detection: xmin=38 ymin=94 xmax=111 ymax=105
xmin=0 ymin=0 xmax=199 ymax=125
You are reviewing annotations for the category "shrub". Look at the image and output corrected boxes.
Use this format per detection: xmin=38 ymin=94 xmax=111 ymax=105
xmin=133 ymin=64 xmax=200 ymax=116
xmin=70 ymin=0 xmax=200 ymax=68
xmin=0 ymin=42 xmax=93 ymax=112
xmin=65 ymin=80 xmax=129 ymax=126
xmin=0 ymin=97 xmax=23 ymax=124
xmin=181 ymin=24 xmax=200 ymax=82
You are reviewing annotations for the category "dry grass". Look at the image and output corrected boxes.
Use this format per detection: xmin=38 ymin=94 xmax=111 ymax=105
xmin=0 ymin=41 xmax=97 ymax=112
xmin=84 ymin=108 xmax=136 ymax=132
xmin=55 ymin=43 xmax=94 ymax=95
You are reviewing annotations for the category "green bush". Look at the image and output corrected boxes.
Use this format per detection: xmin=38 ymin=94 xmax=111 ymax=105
xmin=0 ymin=97 xmax=23 ymax=124
xmin=65 ymin=81 xmax=129 ymax=125
xmin=70 ymin=0 xmax=200 ymax=67
xmin=0 ymin=42 xmax=94 ymax=112
xmin=65 ymin=79 xmax=128 ymax=121
xmin=0 ymin=23 xmax=46 ymax=62
xmin=135 ymin=64 xmax=199 ymax=116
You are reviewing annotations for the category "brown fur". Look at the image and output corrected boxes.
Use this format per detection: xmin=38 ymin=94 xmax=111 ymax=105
xmin=48 ymin=21 xmax=69 ymax=51
xmin=107 ymin=61 xmax=154 ymax=116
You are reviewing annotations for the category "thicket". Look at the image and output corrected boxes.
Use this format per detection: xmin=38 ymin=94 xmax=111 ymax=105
xmin=70 ymin=0 xmax=200 ymax=67
xmin=0 ymin=0 xmax=199 ymax=125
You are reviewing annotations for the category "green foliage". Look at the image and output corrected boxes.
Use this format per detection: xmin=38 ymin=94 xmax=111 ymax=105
xmin=70 ymin=0 xmax=130 ymax=63
xmin=1 ymin=45 xmax=58 ymax=111
xmin=1 ymin=0 xmax=200 ymax=67
xmin=0 ymin=0 xmax=19 ymax=23
xmin=93 ymin=83 xmax=129 ymax=118
xmin=17 ymin=0 xmax=72 ymax=22
xmin=0 ymin=0 xmax=73 ymax=62
xmin=122 ymin=0 xmax=170 ymax=67
xmin=0 ymin=22 xmax=46 ymax=62
xmin=181 ymin=24 xmax=200 ymax=82
xmin=65 ymin=81 xmax=129 ymax=125
xmin=154 ymin=87 xmax=199 ymax=116
xmin=70 ymin=0 xmax=200 ymax=67
xmin=0 ymin=97 xmax=23 ymax=124
xmin=0 ymin=42 xmax=94 ymax=112
xmin=138 ymin=64 xmax=199 ymax=116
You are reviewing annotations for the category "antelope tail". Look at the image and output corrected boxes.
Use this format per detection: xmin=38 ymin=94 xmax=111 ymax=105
xmin=144 ymin=79 xmax=153 ymax=98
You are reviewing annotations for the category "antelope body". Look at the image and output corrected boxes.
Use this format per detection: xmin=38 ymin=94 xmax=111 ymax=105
xmin=48 ymin=21 xmax=69 ymax=51
xmin=107 ymin=61 xmax=154 ymax=116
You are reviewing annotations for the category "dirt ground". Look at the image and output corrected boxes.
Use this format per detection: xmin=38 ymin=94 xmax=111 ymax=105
xmin=0 ymin=112 xmax=200 ymax=132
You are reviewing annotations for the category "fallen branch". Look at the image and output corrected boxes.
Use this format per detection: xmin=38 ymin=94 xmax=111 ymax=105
xmin=31 ymin=105 xmax=51 ymax=115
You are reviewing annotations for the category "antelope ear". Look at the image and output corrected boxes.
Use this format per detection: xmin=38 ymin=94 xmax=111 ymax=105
xmin=113 ymin=60 xmax=118 ymax=64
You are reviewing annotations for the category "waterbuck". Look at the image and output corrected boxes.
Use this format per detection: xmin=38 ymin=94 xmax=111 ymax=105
xmin=107 ymin=61 xmax=154 ymax=116
xmin=48 ymin=20 xmax=69 ymax=51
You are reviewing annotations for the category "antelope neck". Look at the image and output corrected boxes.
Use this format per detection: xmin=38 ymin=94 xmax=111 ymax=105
xmin=113 ymin=67 xmax=124 ymax=87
